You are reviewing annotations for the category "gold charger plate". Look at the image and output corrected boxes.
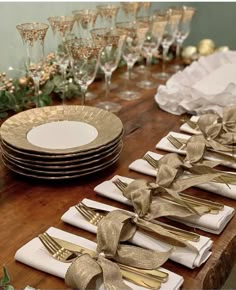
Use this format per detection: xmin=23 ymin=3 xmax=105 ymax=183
xmin=2 ymin=149 xmax=121 ymax=180
xmin=0 ymin=105 xmax=123 ymax=154
xmin=2 ymin=141 xmax=122 ymax=170
xmin=1 ymin=133 xmax=123 ymax=164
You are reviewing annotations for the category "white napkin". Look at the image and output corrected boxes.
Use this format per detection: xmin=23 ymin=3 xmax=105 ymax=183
xmin=62 ymin=198 xmax=212 ymax=269
xmin=94 ymin=175 xmax=234 ymax=235
xmin=154 ymin=51 xmax=236 ymax=116
xmin=129 ymin=150 xmax=236 ymax=201
xmin=14 ymin=227 xmax=183 ymax=290
xmin=179 ymin=116 xmax=200 ymax=135
xmin=156 ymin=131 xmax=236 ymax=170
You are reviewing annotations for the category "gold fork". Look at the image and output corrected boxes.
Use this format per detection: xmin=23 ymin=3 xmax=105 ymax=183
xmin=167 ymin=134 xmax=236 ymax=164
xmin=186 ymin=119 xmax=198 ymax=130
xmin=139 ymin=155 xmax=223 ymax=214
xmin=75 ymin=202 xmax=169 ymax=283
xmin=113 ymin=178 xmax=202 ymax=242
xmin=39 ymin=232 xmax=163 ymax=289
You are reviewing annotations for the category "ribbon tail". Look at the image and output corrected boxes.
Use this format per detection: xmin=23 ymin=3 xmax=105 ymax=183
xmin=98 ymin=256 xmax=132 ymax=290
xmin=65 ymin=254 xmax=102 ymax=289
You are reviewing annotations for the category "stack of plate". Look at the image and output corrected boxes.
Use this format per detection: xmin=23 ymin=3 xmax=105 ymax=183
xmin=0 ymin=105 xmax=124 ymax=180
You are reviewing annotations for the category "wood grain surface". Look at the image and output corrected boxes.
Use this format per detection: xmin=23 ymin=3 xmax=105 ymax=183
xmin=1 ymin=63 xmax=236 ymax=289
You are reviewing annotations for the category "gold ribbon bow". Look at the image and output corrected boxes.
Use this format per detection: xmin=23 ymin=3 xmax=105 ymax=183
xmin=123 ymin=165 xmax=222 ymax=220
xmin=195 ymin=105 xmax=236 ymax=150
xmin=65 ymin=210 xmax=171 ymax=290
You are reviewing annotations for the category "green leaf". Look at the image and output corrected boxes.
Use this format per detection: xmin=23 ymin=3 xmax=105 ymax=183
xmin=0 ymin=265 xmax=10 ymax=285
xmin=0 ymin=112 xmax=8 ymax=118
xmin=41 ymin=80 xmax=55 ymax=95
xmin=5 ymin=285 xmax=14 ymax=290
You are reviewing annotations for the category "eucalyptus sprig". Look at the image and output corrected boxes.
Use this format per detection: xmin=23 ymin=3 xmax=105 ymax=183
xmin=0 ymin=265 xmax=14 ymax=290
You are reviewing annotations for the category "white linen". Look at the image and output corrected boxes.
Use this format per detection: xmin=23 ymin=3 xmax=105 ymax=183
xmin=156 ymin=131 xmax=236 ymax=170
xmin=15 ymin=227 xmax=184 ymax=290
xmin=154 ymin=51 xmax=236 ymax=116
xmin=62 ymin=198 xmax=213 ymax=269
xmin=129 ymin=150 xmax=236 ymax=200
xmin=94 ymin=175 xmax=234 ymax=235
xmin=179 ymin=116 xmax=200 ymax=135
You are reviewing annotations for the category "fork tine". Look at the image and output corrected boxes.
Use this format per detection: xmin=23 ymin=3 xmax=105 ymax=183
xmin=75 ymin=202 xmax=104 ymax=225
xmin=167 ymin=135 xmax=183 ymax=149
xmin=38 ymin=234 xmax=55 ymax=255
xmin=75 ymin=204 xmax=93 ymax=220
xmin=143 ymin=154 xmax=159 ymax=169
xmin=113 ymin=178 xmax=127 ymax=192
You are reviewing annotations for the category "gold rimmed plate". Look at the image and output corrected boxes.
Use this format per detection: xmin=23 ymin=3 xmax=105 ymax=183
xmin=0 ymin=105 xmax=123 ymax=154
xmin=2 ymin=148 xmax=121 ymax=180
xmin=2 ymin=141 xmax=123 ymax=170
xmin=1 ymin=133 xmax=123 ymax=164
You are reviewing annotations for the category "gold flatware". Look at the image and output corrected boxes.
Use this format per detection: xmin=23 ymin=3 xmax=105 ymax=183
xmin=39 ymin=232 xmax=165 ymax=289
xmin=185 ymin=119 xmax=198 ymax=130
xmin=167 ymin=134 xmax=236 ymax=163
xmin=75 ymin=203 xmax=169 ymax=283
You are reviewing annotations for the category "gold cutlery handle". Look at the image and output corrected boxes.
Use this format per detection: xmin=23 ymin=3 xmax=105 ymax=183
xmin=120 ymin=268 xmax=161 ymax=289
xmin=118 ymin=263 xmax=169 ymax=282
xmin=179 ymin=193 xmax=224 ymax=210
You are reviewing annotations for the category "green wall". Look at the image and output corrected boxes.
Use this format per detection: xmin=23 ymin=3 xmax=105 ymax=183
xmin=0 ymin=2 xmax=235 ymax=73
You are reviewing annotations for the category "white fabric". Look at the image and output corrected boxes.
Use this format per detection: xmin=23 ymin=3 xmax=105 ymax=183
xmin=62 ymin=198 xmax=213 ymax=269
xmin=129 ymin=150 xmax=236 ymax=201
xmin=94 ymin=175 xmax=234 ymax=235
xmin=15 ymin=227 xmax=184 ymax=290
xmin=179 ymin=116 xmax=200 ymax=135
xmin=154 ymin=51 xmax=236 ymax=116
xmin=156 ymin=131 xmax=236 ymax=170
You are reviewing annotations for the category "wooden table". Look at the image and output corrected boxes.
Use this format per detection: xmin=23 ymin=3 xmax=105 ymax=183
xmin=1 ymin=63 xmax=236 ymax=289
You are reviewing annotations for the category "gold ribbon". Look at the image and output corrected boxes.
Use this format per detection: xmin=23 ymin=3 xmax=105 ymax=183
xmin=65 ymin=210 xmax=172 ymax=290
xmin=195 ymin=105 xmax=236 ymax=151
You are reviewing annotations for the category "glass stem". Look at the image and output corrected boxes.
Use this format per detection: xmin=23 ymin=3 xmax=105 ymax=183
xmin=176 ymin=40 xmax=183 ymax=58
xmin=162 ymin=46 xmax=169 ymax=73
xmin=127 ymin=63 xmax=133 ymax=81
xmin=33 ymin=77 xmax=40 ymax=107
xmin=62 ymin=67 xmax=67 ymax=106
xmin=105 ymin=72 xmax=112 ymax=98
xmin=80 ymin=85 xmax=87 ymax=106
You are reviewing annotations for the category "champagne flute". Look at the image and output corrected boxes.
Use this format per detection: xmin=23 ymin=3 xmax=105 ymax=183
xmin=152 ymin=9 xmax=182 ymax=81
xmin=91 ymin=28 xmax=124 ymax=113
xmin=96 ymin=4 xmax=120 ymax=31
xmin=16 ymin=22 xmax=49 ymax=107
xmin=116 ymin=21 xmax=142 ymax=100
xmin=172 ymin=6 xmax=196 ymax=71
xmin=67 ymin=38 xmax=101 ymax=106
xmin=48 ymin=16 xmax=75 ymax=106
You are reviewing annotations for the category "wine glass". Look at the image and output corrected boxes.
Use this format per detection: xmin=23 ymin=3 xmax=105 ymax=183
xmin=96 ymin=4 xmax=120 ymax=31
xmin=135 ymin=16 xmax=157 ymax=90
xmin=171 ymin=6 xmax=196 ymax=71
xmin=116 ymin=21 xmax=142 ymax=100
xmin=16 ymin=22 xmax=49 ymax=107
xmin=91 ymin=28 xmax=124 ymax=113
xmin=67 ymin=38 xmax=101 ymax=106
xmin=72 ymin=9 xmax=98 ymax=39
xmin=120 ymin=2 xmax=139 ymax=26
xmin=152 ymin=9 xmax=182 ymax=81
xmin=48 ymin=16 xmax=75 ymax=106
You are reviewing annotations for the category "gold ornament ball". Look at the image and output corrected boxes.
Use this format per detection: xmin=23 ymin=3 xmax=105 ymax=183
xmin=181 ymin=46 xmax=197 ymax=59
xmin=197 ymin=39 xmax=215 ymax=56
xmin=18 ymin=77 xmax=28 ymax=87
xmin=216 ymin=46 xmax=230 ymax=52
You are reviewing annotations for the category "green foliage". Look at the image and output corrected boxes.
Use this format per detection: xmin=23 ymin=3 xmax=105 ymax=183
xmin=0 ymin=265 xmax=14 ymax=290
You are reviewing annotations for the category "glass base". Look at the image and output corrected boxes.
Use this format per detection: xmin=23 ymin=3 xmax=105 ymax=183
xmin=85 ymin=91 xmax=98 ymax=101
xmin=117 ymin=90 xmax=141 ymax=101
xmin=170 ymin=64 xmax=184 ymax=73
xmin=136 ymin=80 xmax=157 ymax=90
xmin=134 ymin=64 xmax=146 ymax=74
xmin=119 ymin=71 xmax=138 ymax=80
xmin=152 ymin=71 xmax=171 ymax=81
xmin=96 ymin=101 xmax=122 ymax=113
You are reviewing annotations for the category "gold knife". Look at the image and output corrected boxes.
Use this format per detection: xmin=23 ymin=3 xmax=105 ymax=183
xmin=53 ymin=236 xmax=169 ymax=282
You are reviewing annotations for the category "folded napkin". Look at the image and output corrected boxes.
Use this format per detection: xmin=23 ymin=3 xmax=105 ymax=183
xmin=154 ymin=51 xmax=236 ymax=116
xmin=14 ymin=227 xmax=183 ymax=290
xmin=180 ymin=116 xmax=200 ymax=135
xmin=62 ymin=198 xmax=213 ymax=269
xmin=156 ymin=131 xmax=236 ymax=170
xmin=129 ymin=150 xmax=236 ymax=201
xmin=94 ymin=175 xmax=234 ymax=235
